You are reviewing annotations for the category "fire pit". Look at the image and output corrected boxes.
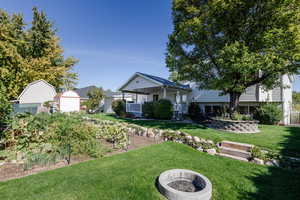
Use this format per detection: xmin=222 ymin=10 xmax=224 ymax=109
xmin=158 ymin=169 xmax=212 ymax=200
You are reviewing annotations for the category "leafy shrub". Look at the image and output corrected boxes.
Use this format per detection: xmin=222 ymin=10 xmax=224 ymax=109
xmin=231 ymin=112 xmax=253 ymax=121
xmin=4 ymin=113 xmax=106 ymax=161
xmin=153 ymin=99 xmax=173 ymax=120
xmin=188 ymin=102 xmax=202 ymax=121
xmin=254 ymin=103 xmax=282 ymax=125
xmin=112 ymin=100 xmax=126 ymax=117
xmin=0 ymin=84 xmax=12 ymax=131
xmin=142 ymin=102 xmax=155 ymax=118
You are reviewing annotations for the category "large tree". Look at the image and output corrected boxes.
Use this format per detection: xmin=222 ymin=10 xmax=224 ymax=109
xmin=166 ymin=0 xmax=300 ymax=114
xmin=0 ymin=7 xmax=78 ymax=100
xmin=85 ymin=87 xmax=105 ymax=113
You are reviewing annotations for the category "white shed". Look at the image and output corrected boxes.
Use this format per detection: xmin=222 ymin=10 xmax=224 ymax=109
xmin=18 ymin=80 xmax=57 ymax=104
xmin=55 ymin=90 xmax=80 ymax=112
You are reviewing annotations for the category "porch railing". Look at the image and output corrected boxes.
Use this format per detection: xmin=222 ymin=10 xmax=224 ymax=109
xmin=126 ymin=103 xmax=142 ymax=113
xmin=126 ymin=102 xmax=188 ymax=115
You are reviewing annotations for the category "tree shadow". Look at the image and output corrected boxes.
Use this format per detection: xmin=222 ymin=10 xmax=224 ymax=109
xmin=106 ymin=114 xmax=207 ymax=131
xmin=240 ymin=125 xmax=300 ymax=199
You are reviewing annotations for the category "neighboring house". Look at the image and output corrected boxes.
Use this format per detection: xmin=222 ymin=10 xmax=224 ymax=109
xmin=118 ymin=72 xmax=294 ymax=125
xmin=17 ymin=80 xmax=57 ymax=104
xmin=13 ymin=80 xmax=57 ymax=114
xmin=75 ymin=86 xmax=133 ymax=113
xmin=54 ymin=90 xmax=80 ymax=112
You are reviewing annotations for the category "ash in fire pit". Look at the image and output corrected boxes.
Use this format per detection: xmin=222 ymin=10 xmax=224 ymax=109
xmin=168 ymin=180 xmax=204 ymax=192
xmin=158 ymin=169 xmax=212 ymax=200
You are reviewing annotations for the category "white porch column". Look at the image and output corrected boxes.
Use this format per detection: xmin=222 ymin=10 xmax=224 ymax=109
xmin=163 ymin=87 xmax=167 ymax=99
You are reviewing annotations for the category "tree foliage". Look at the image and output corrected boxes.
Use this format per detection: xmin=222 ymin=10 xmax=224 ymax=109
xmin=86 ymin=87 xmax=105 ymax=112
xmin=293 ymin=91 xmax=300 ymax=104
xmin=0 ymin=7 xmax=78 ymax=100
xmin=167 ymin=0 xmax=300 ymax=113
xmin=0 ymin=83 xmax=12 ymax=129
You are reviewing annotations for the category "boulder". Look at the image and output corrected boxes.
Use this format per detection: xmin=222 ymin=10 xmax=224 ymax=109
xmin=193 ymin=136 xmax=201 ymax=143
xmin=253 ymin=158 xmax=264 ymax=165
xmin=197 ymin=147 xmax=204 ymax=152
xmin=185 ymin=135 xmax=193 ymax=140
xmin=206 ymin=148 xmax=217 ymax=155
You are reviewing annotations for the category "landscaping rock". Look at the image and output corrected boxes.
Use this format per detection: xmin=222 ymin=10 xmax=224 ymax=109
xmin=206 ymin=149 xmax=217 ymax=155
xmin=206 ymin=140 xmax=214 ymax=145
xmin=266 ymin=159 xmax=280 ymax=167
xmin=193 ymin=136 xmax=201 ymax=143
xmin=253 ymin=158 xmax=264 ymax=165
xmin=185 ymin=135 xmax=193 ymax=140
xmin=197 ymin=147 xmax=204 ymax=152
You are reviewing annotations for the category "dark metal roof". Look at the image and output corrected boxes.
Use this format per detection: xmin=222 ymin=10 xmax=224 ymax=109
xmin=137 ymin=72 xmax=190 ymax=90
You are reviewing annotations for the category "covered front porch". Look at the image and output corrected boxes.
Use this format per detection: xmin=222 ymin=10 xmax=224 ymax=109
xmin=118 ymin=72 xmax=191 ymax=117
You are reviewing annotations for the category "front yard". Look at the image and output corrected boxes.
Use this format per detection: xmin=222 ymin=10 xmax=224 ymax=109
xmin=90 ymin=114 xmax=300 ymax=157
xmin=1 ymin=142 xmax=299 ymax=200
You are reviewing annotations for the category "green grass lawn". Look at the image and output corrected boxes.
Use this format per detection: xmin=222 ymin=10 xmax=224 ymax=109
xmin=1 ymin=143 xmax=299 ymax=200
xmin=90 ymin=114 xmax=300 ymax=156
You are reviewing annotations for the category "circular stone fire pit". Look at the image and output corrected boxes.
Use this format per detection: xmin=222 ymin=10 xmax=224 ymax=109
xmin=158 ymin=169 xmax=212 ymax=200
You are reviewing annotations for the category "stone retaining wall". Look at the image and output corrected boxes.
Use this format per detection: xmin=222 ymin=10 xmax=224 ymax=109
xmin=208 ymin=118 xmax=259 ymax=133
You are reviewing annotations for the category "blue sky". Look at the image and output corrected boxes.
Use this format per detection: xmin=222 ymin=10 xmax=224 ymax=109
xmin=2 ymin=0 xmax=300 ymax=91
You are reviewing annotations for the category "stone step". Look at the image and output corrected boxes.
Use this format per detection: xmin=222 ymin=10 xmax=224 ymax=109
xmin=219 ymin=146 xmax=252 ymax=159
xmin=220 ymin=140 xmax=254 ymax=152
xmin=216 ymin=153 xmax=249 ymax=162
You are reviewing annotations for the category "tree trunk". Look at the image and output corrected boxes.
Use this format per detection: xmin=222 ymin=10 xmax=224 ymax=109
xmin=229 ymin=92 xmax=241 ymax=117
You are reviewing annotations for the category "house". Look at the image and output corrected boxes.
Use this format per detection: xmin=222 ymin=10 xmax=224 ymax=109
xmin=17 ymin=80 xmax=57 ymax=104
xmin=118 ymin=72 xmax=294 ymax=125
xmin=54 ymin=90 xmax=80 ymax=112
xmin=75 ymin=86 xmax=133 ymax=113
xmin=13 ymin=80 xmax=57 ymax=114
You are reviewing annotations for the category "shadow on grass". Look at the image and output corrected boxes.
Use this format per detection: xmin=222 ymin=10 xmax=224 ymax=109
xmin=241 ymin=125 xmax=300 ymax=199
xmin=105 ymin=114 xmax=208 ymax=131
xmin=280 ymin=127 xmax=300 ymax=157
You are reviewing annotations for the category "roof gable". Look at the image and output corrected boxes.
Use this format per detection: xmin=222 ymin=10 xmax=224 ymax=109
xmin=119 ymin=72 xmax=190 ymax=91
xmin=18 ymin=80 xmax=56 ymax=100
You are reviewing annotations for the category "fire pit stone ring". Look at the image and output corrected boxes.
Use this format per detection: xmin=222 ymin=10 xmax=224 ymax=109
xmin=158 ymin=169 xmax=212 ymax=200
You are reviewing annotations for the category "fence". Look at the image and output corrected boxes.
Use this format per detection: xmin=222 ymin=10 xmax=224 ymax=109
xmin=291 ymin=112 xmax=300 ymax=124
xmin=12 ymin=103 xmax=41 ymax=115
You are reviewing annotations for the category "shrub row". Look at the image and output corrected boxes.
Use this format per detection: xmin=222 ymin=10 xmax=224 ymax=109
xmin=142 ymin=99 xmax=173 ymax=120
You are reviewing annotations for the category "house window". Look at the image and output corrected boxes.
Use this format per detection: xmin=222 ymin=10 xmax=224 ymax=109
xmin=205 ymin=106 xmax=212 ymax=113
xmin=153 ymin=94 xmax=159 ymax=102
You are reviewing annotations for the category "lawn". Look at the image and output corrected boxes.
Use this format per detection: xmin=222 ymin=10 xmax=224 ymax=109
xmin=90 ymin=114 xmax=300 ymax=157
xmin=1 ymin=142 xmax=299 ymax=200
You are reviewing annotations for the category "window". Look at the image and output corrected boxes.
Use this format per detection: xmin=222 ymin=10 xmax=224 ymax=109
xmin=205 ymin=106 xmax=212 ymax=113
xmin=153 ymin=94 xmax=159 ymax=102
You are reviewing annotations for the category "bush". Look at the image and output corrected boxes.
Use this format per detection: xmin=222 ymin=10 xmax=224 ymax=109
xmin=188 ymin=102 xmax=202 ymax=121
xmin=142 ymin=102 xmax=155 ymax=118
xmin=254 ymin=103 xmax=282 ymax=125
xmin=231 ymin=112 xmax=253 ymax=121
xmin=153 ymin=99 xmax=173 ymax=120
xmin=112 ymin=100 xmax=126 ymax=117
xmin=0 ymin=85 xmax=12 ymax=130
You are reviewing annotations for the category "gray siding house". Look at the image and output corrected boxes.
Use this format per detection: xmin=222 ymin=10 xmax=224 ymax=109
xmin=118 ymin=72 xmax=294 ymax=125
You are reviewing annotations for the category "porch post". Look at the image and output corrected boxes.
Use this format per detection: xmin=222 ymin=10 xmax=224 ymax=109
xmin=122 ymin=92 xmax=125 ymax=100
xmin=163 ymin=87 xmax=167 ymax=99
xmin=136 ymin=93 xmax=138 ymax=103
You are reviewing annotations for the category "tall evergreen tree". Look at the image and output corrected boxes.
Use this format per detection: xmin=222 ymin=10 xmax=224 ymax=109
xmin=166 ymin=0 xmax=300 ymax=114
xmin=0 ymin=8 xmax=78 ymax=100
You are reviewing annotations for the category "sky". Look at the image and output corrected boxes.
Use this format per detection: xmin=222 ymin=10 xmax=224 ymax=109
xmin=2 ymin=0 xmax=300 ymax=92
